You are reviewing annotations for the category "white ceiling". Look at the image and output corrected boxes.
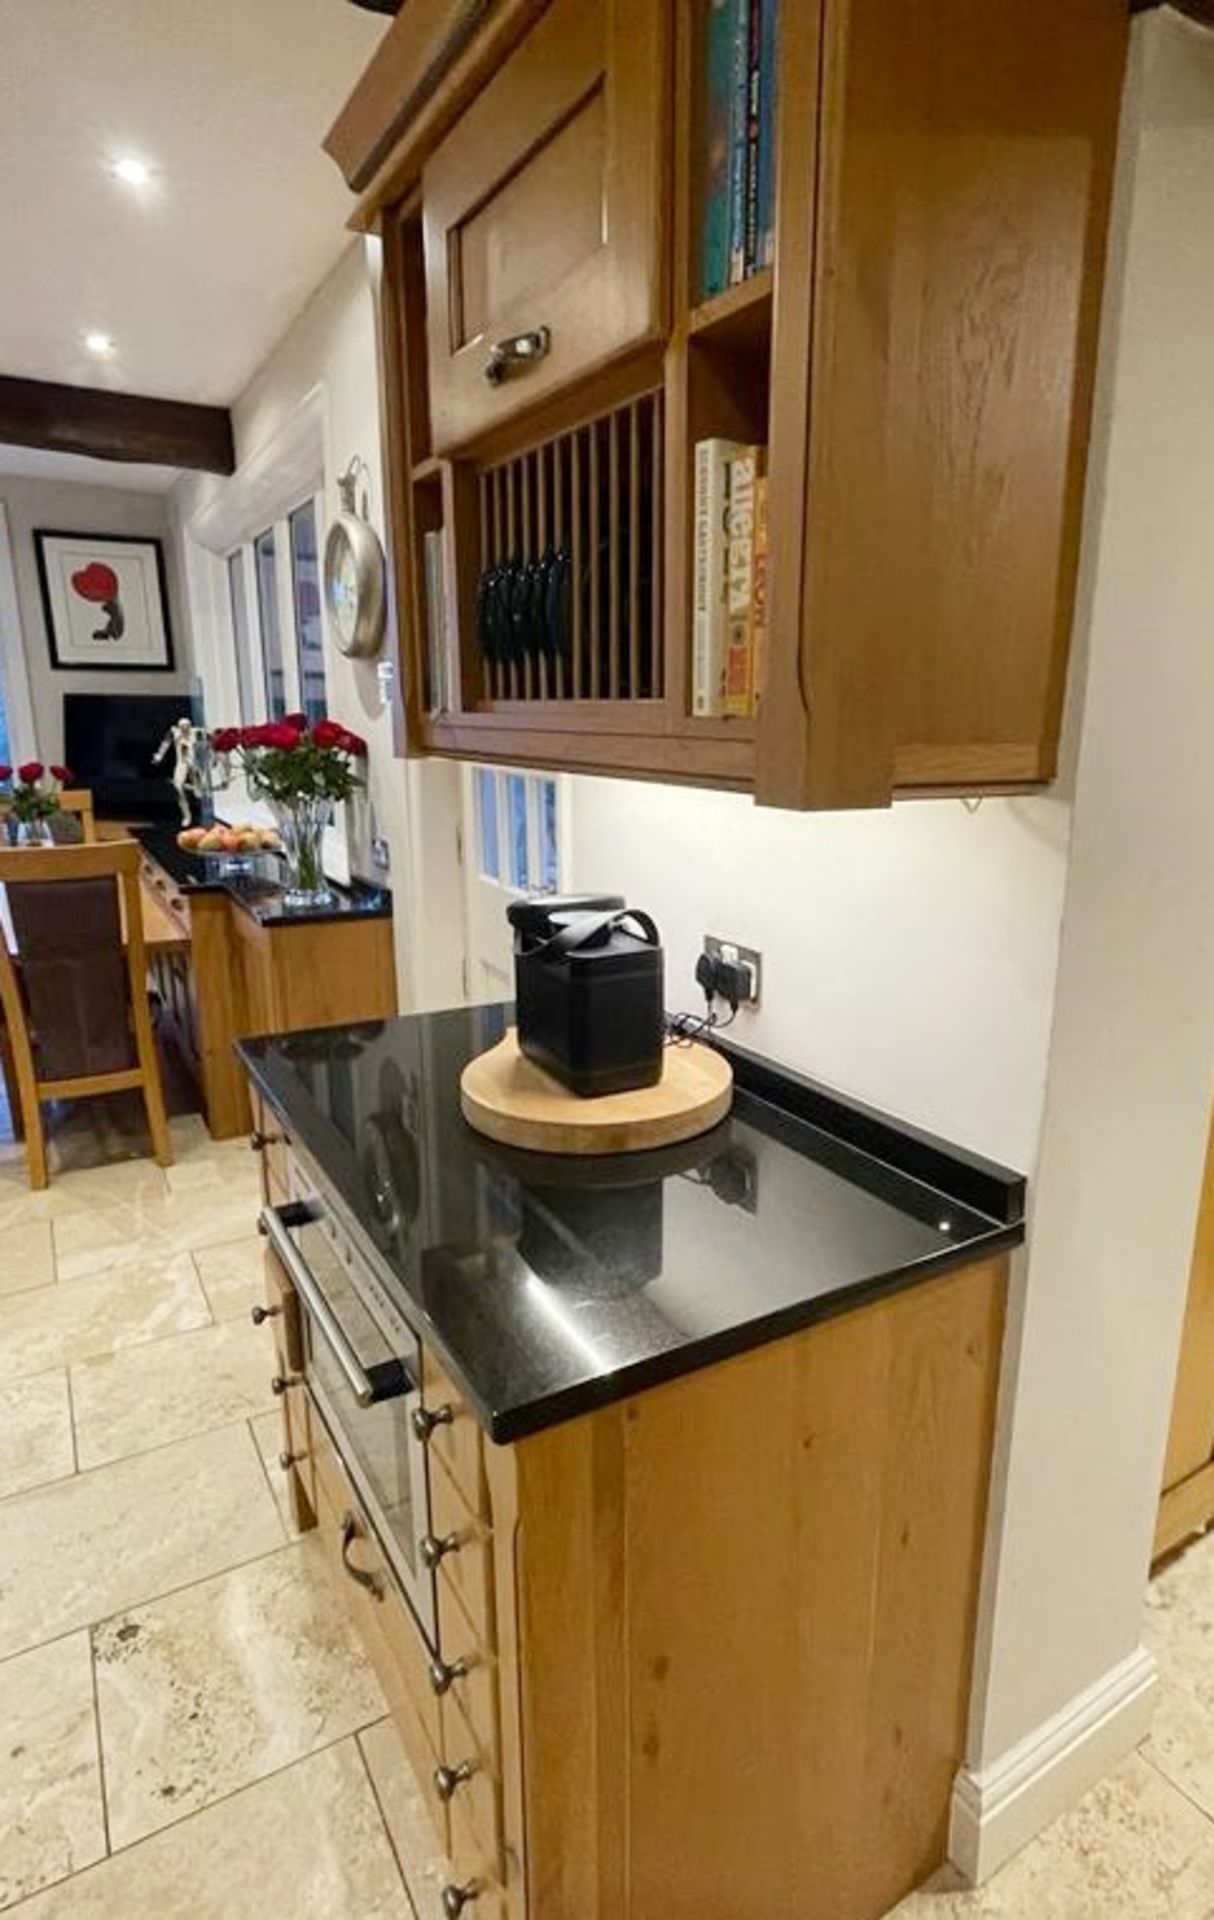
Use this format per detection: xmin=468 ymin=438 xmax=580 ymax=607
xmin=0 ymin=445 xmax=180 ymax=494
xmin=0 ymin=1 xmax=387 ymax=408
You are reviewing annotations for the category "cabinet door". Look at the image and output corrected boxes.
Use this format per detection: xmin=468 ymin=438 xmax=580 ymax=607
xmin=422 ymin=0 xmax=668 ymax=453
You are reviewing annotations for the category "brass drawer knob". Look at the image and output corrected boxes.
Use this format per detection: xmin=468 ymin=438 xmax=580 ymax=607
xmin=420 ymin=1530 xmax=461 ymax=1571
xmin=442 ymin=1883 xmax=481 ymax=1916
xmin=411 ymin=1403 xmax=455 ymax=1443
xmin=433 ymin=1759 xmax=475 ymax=1803
xmin=250 ymin=1129 xmax=281 ymax=1152
xmin=278 ymin=1450 xmax=304 ymax=1472
xmin=271 ymin=1374 xmax=301 ymax=1396
xmin=250 ymin=1303 xmax=281 ymax=1327
xmin=428 ymin=1654 xmax=470 ymax=1697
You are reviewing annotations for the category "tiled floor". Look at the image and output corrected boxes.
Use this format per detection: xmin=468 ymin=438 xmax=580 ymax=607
xmin=4 ymin=1117 xmax=1214 ymax=1915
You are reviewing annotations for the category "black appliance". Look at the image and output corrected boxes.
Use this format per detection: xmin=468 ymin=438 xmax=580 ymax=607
xmin=63 ymin=692 xmax=198 ymax=820
xmin=508 ymin=893 xmax=665 ymax=1098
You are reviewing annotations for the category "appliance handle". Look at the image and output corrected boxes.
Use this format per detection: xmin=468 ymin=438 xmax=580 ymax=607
xmin=259 ymin=1202 xmax=414 ymax=1410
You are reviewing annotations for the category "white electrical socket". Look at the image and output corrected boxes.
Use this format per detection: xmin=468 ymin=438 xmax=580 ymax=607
xmin=702 ymin=935 xmax=762 ymax=1006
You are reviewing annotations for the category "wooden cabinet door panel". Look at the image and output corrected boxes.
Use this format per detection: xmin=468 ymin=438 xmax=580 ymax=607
xmin=423 ymin=0 xmax=668 ymax=452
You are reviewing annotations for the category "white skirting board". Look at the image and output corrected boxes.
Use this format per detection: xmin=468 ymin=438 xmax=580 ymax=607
xmin=949 ymin=1645 xmax=1159 ymax=1884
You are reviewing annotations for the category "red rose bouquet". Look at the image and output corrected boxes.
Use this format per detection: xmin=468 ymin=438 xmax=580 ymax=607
xmin=0 ymin=761 xmax=74 ymax=838
xmin=208 ymin=716 xmax=367 ymax=905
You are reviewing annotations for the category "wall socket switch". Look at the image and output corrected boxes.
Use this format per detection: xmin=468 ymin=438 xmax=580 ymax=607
xmin=702 ymin=935 xmax=762 ymax=1007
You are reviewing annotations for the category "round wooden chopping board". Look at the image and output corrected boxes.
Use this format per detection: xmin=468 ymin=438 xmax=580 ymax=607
xmin=460 ymin=1029 xmax=734 ymax=1156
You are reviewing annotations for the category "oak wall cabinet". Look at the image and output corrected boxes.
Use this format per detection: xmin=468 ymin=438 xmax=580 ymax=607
xmin=327 ymin=0 xmax=1128 ymax=809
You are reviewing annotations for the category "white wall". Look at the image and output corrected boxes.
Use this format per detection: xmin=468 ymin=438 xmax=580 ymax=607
xmin=569 ymin=754 xmax=1068 ymax=1175
xmin=961 ymin=0 xmax=1214 ymax=1812
xmin=173 ymin=242 xmax=465 ymax=1013
xmin=0 ymin=473 xmax=191 ymax=762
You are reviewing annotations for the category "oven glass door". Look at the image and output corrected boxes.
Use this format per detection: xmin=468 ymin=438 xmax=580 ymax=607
xmin=291 ymin=1212 xmax=436 ymax=1642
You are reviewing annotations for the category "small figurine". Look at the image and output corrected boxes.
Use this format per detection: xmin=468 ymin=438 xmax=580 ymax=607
xmin=153 ymin=717 xmax=210 ymax=826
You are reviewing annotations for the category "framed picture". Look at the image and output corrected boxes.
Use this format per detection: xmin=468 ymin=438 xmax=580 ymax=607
xmin=33 ymin=529 xmax=174 ymax=672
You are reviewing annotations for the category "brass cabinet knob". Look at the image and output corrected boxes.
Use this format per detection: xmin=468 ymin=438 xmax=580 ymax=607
xmin=433 ymin=1759 xmax=475 ymax=1803
xmin=250 ymin=1303 xmax=281 ymax=1327
xmin=278 ymin=1450 xmax=303 ymax=1472
xmin=419 ymin=1531 xmax=461 ymax=1571
xmin=428 ymin=1654 xmax=470 ymax=1697
xmin=441 ymin=1884 xmax=480 ymax=1916
xmin=250 ymin=1129 xmax=281 ymax=1152
xmin=411 ymin=1403 xmax=455 ymax=1443
xmin=270 ymin=1374 xmax=300 ymax=1396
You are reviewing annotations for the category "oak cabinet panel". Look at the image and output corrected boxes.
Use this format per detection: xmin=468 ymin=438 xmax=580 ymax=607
xmin=334 ymin=0 xmax=1127 ymax=807
xmin=422 ymin=0 xmax=668 ymax=453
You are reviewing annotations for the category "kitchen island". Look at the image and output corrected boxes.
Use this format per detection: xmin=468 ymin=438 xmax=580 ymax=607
xmin=241 ymin=1005 xmax=1023 ymax=1920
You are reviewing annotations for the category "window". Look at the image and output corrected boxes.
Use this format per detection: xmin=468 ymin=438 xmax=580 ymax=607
xmin=289 ymin=501 xmax=327 ymax=724
xmin=473 ymin=769 xmax=561 ymax=894
xmin=226 ymin=552 xmax=258 ymax=724
xmin=254 ymin=526 xmax=286 ymax=720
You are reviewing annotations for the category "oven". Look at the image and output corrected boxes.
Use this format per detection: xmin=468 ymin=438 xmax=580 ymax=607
xmin=260 ymin=1163 xmax=437 ymax=1649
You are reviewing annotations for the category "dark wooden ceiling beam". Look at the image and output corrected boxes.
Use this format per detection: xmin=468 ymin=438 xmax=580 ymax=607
xmin=0 ymin=376 xmax=235 ymax=475
xmin=1131 ymin=0 xmax=1214 ymax=25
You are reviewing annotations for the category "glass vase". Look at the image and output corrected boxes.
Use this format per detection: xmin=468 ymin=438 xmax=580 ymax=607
xmin=5 ymin=816 xmax=54 ymax=847
xmin=271 ymin=797 xmax=335 ymax=910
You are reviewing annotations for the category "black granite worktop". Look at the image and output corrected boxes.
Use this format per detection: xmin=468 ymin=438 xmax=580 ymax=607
xmin=239 ymin=1006 xmax=1025 ymax=1441
xmin=132 ymin=825 xmax=391 ymax=927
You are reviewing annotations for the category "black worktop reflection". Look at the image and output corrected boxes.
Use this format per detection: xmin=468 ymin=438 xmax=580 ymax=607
xmin=240 ymin=1007 xmax=1024 ymax=1441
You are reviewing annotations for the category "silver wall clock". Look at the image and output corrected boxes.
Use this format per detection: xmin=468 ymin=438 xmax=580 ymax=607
xmin=325 ymin=457 xmax=387 ymax=658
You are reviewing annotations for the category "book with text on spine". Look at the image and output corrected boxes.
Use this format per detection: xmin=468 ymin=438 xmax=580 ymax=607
xmin=692 ymin=437 xmax=749 ymax=717
xmin=723 ymin=448 xmax=762 ymax=718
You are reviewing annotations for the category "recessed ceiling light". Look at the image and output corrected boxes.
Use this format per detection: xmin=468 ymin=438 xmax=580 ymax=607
xmin=84 ymin=331 xmax=115 ymax=357
xmin=110 ymin=155 xmax=152 ymax=187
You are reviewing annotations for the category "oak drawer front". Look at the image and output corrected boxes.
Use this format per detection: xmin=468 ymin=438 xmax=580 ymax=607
xmin=422 ymin=1347 xmax=485 ymax=1517
xmin=440 ymin=1582 xmax=501 ymax=1782
xmin=279 ymin=1376 xmax=314 ymax=1518
xmin=263 ymin=1244 xmax=304 ymax=1370
xmin=422 ymin=0 xmax=667 ymax=453
xmin=432 ymin=1451 xmax=494 ymax=1649
xmin=446 ymin=1793 xmax=507 ymax=1920
xmin=251 ymin=1094 xmax=289 ymax=1202
xmin=307 ymin=1394 xmax=445 ymax=1759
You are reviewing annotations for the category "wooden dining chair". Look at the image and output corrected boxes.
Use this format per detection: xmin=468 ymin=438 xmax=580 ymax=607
xmin=0 ymin=841 xmax=172 ymax=1188
xmin=53 ymin=789 xmax=98 ymax=843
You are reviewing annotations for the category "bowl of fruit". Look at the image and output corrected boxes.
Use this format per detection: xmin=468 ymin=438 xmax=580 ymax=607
xmin=177 ymin=823 xmax=281 ymax=865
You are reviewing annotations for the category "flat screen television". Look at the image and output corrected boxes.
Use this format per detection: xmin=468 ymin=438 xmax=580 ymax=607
xmin=63 ymin=692 xmax=201 ymax=821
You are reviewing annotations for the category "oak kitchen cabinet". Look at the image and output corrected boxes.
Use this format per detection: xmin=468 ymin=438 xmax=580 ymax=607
xmin=242 ymin=1005 xmax=1026 ymax=1919
xmin=326 ymin=0 xmax=1126 ymax=809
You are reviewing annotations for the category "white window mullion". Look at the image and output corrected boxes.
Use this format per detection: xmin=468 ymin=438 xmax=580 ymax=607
xmin=275 ymin=515 xmax=302 ymax=714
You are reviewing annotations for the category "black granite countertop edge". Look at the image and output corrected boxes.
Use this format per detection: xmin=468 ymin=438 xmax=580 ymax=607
xmin=718 ymin=1036 xmax=1026 ymax=1226
xmin=132 ymin=826 xmax=391 ymax=926
xmin=238 ymin=1027 xmax=1027 ymax=1446
xmin=460 ymin=1220 xmax=1025 ymax=1443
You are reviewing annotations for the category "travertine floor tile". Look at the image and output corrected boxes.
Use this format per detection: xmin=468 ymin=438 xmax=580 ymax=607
xmin=0 ymin=1424 xmax=283 ymax=1661
xmin=1143 ymin=1676 xmax=1214 ymax=1823
xmin=249 ymin=1411 xmax=306 ymax=1539
xmin=360 ymin=1717 xmax=453 ymax=1920
xmin=0 ymin=1371 xmax=74 ymax=1500
xmin=0 ymin=1633 xmax=106 ymax=1910
xmin=94 ymin=1544 xmax=385 ymax=1847
xmin=55 ymin=1186 xmax=262 ymax=1281
xmin=71 ymin=1318 xmax=277 ymax=1470
xmin=1144 ymin=1534 xmax=1214 ymax=1688
xmin=192 ymin=1236 xmax=264 ymax=1322
xmin=14 ymin=1740 xmax=411 ymax=1918
xmin=0 ymin=1254 xmax=209 ymax=1387
xmin=886 ymin=1754 xmax=1214 ymax=1919
xmin=0 ymin=1219 xmax=56 ymax=1296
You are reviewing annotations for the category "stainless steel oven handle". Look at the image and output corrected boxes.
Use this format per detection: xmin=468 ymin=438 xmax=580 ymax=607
xmin=261 ymin=1201 xmax=382 ymax=1410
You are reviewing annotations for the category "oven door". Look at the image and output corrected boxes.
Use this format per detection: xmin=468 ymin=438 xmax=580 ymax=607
xmin=261 ymin=1199 xmax=437 ymax=1648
